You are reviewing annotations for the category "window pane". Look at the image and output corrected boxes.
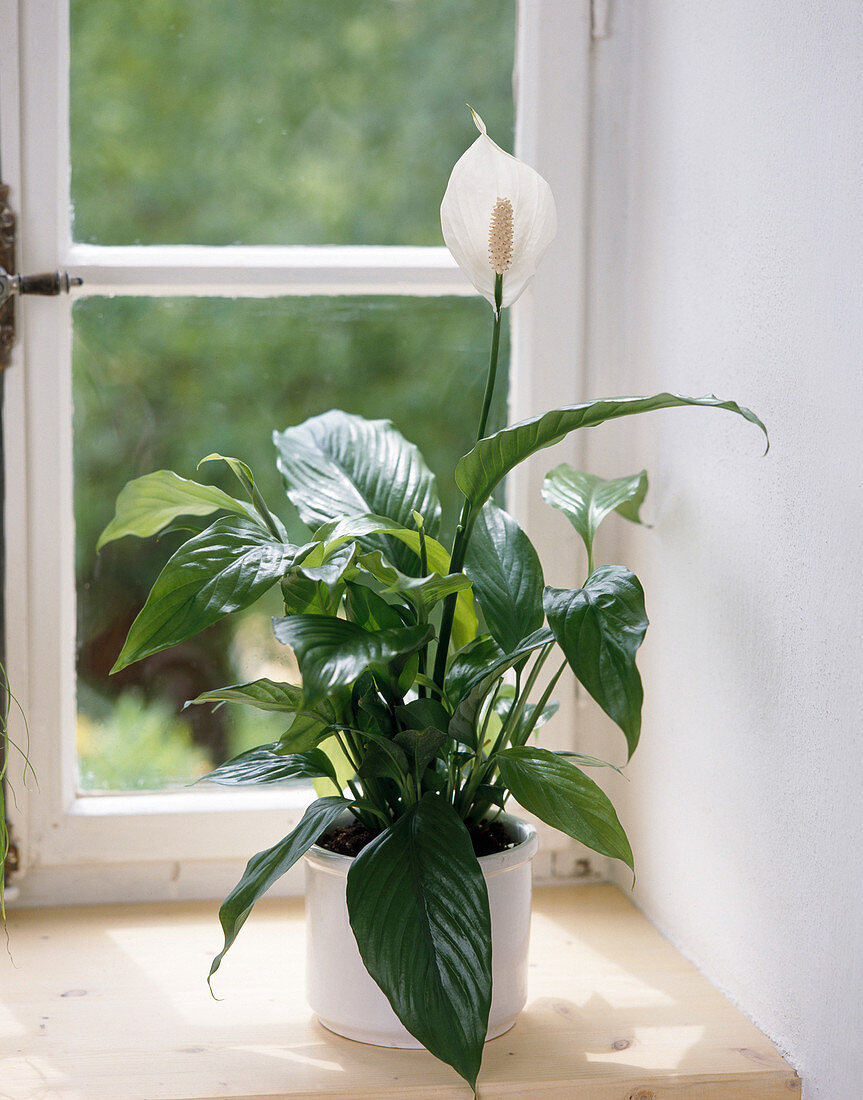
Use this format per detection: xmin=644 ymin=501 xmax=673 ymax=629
xmin=69 ymin=0 xmax=516 ymax=246
xmin=74 ymin=296 xmax=509 ymax=791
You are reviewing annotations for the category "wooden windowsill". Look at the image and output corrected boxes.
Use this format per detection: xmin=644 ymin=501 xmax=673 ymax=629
xmin=2 ymin=884 xmax=799 ymax=1099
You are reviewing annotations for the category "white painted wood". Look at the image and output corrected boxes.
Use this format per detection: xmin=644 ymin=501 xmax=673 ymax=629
xmin=66 ymin=244 xmax=473 ymax=297
xmin=0 ymin=0 xmax=32 ymax=879
xmin=508 ymin=2 xmax=598 ymax=886
xmin=3 ymin=0 xmax=592 ymax=905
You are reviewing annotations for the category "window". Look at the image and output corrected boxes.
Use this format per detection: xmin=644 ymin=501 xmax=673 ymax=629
xmin=2 ymin=0 xmax=592 ymax=905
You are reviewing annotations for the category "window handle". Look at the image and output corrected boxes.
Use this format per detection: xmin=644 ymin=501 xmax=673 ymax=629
xmin=0 ymin=267 xmax=83 ymax=308
xmin=0 ymin=181 xmax=84 ymax=369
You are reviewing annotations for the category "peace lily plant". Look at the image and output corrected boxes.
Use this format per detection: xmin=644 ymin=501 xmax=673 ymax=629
xmin=100 ymin=110 xmax=767 ymax=1094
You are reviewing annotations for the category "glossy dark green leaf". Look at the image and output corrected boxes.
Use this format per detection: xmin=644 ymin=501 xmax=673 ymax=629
xmin=272 ymin=614 xmax=434 ymax=706
xmin=544 ymin=567 xmax=648 ymax=758
xmin=542 ymin=465 xmax=648 ymax=562
xmin=358 ymin=550 xmax=473 ymax=613
xmin=395 ymin=698 xmax=451 ymax=734
xmin=448 ymin=629 xmax=554 ymax=749
xmin=456 ymin=393 xmax=768 ymax=511
xmin=292 ymin=543 xmax=358 ymax=591
xmin=353 ymin=672 xmax=393 ymax=735
xmin=274 ymin=411 xmax=442 ymax=564
xmin=277 ymin=711 xmax=336 ymax=754
xmin=345 ymin=582 xmax=406 ymax=632
xmin=496 ymin=746 xmax=633 ymax=870
xmin=185 ymin=678 xmax=303 ymax=713
xmin=445 ymin=635 xmax=504 ymax=707
xmin=199 ymin=745 xmax=337 ymax=786
xmin=464 ymin=501 xmax=544 ymax=653
xmin=280 ymin=575 xmax=334 ymax=617
xmin=346 ymin=796 xmax=491 ymax=1089
xmin=357 ymin=746 xmax=406 ymax=785
xmin=421 ymin=766 xmax=447 ymax=795
xmin=321 ymin=514 xmax=478 ymax=649
xmin=473 ymin=783 xmax=507 ymax=811
xmin=394 ymin=727 xmax=447 ymax=774
xmin=209 ymin=795 xmax=352 ymax=983
xmin=281 ymin=544 xmax=360 ymax=618
xmin=112 ymin=517 xmax=306 ymax=673
xmin=353 ymin=728 xmax=410 ymax=772
xmin=97 ymin=469 xmax=255 ymax=550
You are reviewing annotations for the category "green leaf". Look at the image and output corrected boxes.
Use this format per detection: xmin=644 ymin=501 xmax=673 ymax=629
xmin=97 ymin=470 xmax=255 ymax=551
xmin=542 ymin=466 xmax=648 ymax=563
xmin=280 ymin=576 xmax=334 ymax=617
xmin=395 ymin=698 xmax=451 ymax=732
xmin=112 ymin=518 xmax=306 ymax=673
xmin=320 ymin=514 xmax=478 ymax=650
xmin=274 ymin=411 xmax=442 ymax=567
xmin=279 ymin=543 xmax=359 ymax=616
xmin=209 ymin=795 xmax=352 ymax=983
xmin=199 ymin=452 xmax=288 ymax=540
xmin=346 ymin=796 xmax=491 ymax=1089
xmin=445 ymin=635 xmax=504 ymax=707
xmin=448 ymin=629 xmax=553 ymax=749
xmin=554 ymin=750 xmax=625 ymax=776
xmin=497 ymin=746 xmax=633 ymax=870
xmin=185 ymin=678 xmax=304 ymax=713
xmin=272 ymin=615 xmax=434 ymax=706
xmin=456 ymin=393 xmax=768 ymax=512
xmin=345 ymin=582 xmax=406 ymax=632
xmin=352 ymin=728 xmax=410 ymax=772
xmin=278 ymin=711 xmax=337 ymax=754
xmin=358 ymin=550 xmax=472 ymax=613
xmin=313 ymin=736 xmax=356 ymax=799
xmin=394 ymin=727 xmax=448 ymax=774
xmin=199 ymin=746 xmax=338 ymax=787
xmin=353 ymin=728 xmax=412 ymax=786
xmin=544 ymin=567 xmax=648 ymax=758
xmin=464 ymin=501 xmax=544 ymax=653
xmin=293 ymin=542 xmax=358 ymax=591
xmin=353 ymin=672 xmax=393 ymax=735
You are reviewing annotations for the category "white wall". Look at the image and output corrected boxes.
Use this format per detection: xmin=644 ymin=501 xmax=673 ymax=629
xmin=584 ymin=4 xmax=863 ymax=1098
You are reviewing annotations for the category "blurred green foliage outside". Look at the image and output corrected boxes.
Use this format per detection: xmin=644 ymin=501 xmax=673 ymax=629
xmin=70 ymin=2 xmax=515 ymax=791
xmin=70 ymin=0 xmax=515 ymax=246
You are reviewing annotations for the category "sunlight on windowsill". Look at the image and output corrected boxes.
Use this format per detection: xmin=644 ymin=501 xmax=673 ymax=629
xmin=2 ymin=884 xmax=798 ymax=1099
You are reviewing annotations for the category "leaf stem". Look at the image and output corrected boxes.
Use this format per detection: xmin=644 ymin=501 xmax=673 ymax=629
xmin=415 ymin=515 xmax=429 ymax=699
xmin=514 ymin=657 xmax=567 ymax=748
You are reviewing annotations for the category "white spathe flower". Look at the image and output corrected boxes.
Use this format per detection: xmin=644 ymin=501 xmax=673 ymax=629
xmin=440 ymin=108 xmax=557 ymax=310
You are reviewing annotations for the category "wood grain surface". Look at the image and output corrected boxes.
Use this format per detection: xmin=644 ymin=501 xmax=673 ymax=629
xmin=0 ymin=884 xmax=800 ymax=1099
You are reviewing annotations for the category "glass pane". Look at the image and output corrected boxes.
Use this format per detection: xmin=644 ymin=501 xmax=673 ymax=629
xmin=69 ymin=1 xmax=516 ymax=246
xmin=74 ymin=296 xmax=509 ymax=791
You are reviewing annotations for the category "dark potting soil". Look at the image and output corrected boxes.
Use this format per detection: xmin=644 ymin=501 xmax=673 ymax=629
xmin=469 ymin=818 xmax=515 ymax=857
xmin=315 ymin=817 xmax=515 ymax=858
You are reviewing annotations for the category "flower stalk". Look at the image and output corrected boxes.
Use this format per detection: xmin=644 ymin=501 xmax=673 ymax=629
xmin=433 ymin=273 xmax=504 ymax=689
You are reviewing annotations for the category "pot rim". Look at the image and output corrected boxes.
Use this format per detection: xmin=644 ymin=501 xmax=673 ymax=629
xmin=305 ymin=810 xmax=537 ymax=877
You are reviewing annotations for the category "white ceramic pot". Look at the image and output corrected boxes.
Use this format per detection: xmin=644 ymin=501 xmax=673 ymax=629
xmin=304 ymin=813 xmax=538 ymax=1048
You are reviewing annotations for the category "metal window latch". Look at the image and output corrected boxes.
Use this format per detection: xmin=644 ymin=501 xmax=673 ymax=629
xmin=0 ymin=182 xmax=83 ymax=370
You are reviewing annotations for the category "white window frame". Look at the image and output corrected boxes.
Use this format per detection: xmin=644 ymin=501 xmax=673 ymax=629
xmin=2 ymin=0 xmax=594 ymax=906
